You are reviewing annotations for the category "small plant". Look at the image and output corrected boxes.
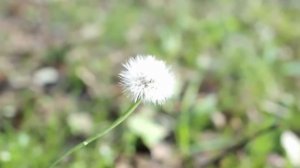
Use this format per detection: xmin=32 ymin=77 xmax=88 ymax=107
xmin=49 ymin=55 xmax=176 ymax=168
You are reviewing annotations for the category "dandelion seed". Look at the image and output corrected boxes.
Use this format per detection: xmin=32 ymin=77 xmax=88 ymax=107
xmin=119 ymin=55 xmax=175 ymax=104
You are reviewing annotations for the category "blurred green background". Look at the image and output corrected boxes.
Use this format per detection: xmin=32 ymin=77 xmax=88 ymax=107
xmin=0 ymin=0 xmax=300 ymax=168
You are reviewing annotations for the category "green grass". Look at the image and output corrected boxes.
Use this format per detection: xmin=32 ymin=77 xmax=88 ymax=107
xmin=0 ymin=0 xmax=299 ymax=167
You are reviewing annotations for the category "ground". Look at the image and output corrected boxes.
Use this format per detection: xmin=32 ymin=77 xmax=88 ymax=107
xmin=0 ymin=0 xmax=300 ymax=168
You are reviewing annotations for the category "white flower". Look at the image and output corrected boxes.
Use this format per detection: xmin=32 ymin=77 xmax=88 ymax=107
xmin=281 ymin=131 xmax=300 ymax=167
xmin=119 ymin=55 xmax=175 ymax=104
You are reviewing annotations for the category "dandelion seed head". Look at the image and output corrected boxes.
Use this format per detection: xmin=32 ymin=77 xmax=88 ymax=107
xmin=119 ymin=55 xmax=175 ymax=104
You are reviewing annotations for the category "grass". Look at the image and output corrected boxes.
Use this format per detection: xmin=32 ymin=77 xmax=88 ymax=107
xmin=0 ymin=0 xmax=299 ymax=167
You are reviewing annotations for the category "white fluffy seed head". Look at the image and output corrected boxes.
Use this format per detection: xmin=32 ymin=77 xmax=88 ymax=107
xmin=119 ymin=55 xmax=176 ymax=104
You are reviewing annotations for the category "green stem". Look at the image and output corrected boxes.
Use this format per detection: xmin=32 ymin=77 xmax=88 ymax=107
xmin=49 ymin=99 xmax=142 ymax=168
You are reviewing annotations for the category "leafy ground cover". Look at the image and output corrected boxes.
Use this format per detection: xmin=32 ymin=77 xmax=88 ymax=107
xmin=0 ymin=0 xmax=300 ymax=167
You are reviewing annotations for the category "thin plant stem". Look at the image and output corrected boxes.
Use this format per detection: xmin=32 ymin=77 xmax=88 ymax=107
xmin=49 ymin=99 xmax=142 ymax=168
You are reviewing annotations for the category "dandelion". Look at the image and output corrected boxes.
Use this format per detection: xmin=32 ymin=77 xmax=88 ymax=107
xmin=49 ymin=55 xmax=175 ymax=168
xmin=119 ymin=55 xmax=175 ymax=104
